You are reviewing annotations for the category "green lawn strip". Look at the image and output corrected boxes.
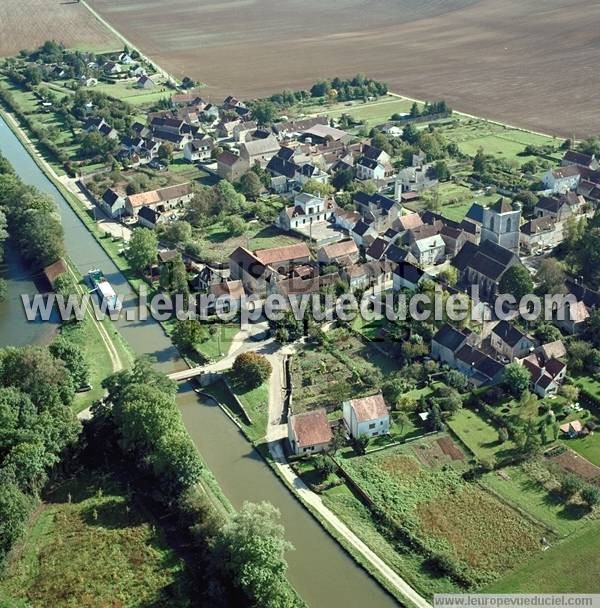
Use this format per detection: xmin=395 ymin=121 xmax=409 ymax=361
xmin=321 ymin=483 xmax=460 ymax=599
xmin=0 ymin=472 xmax=193 ymax=607
xmin=562 ymin=434 xmax=600 ymax=468
xmin=447 ymin=407 xmax=515 ymax=463
xmin=202 ymin=376 xmax=268 ymax=443
xmin=486 ymin=520 xmax=600 ymax=593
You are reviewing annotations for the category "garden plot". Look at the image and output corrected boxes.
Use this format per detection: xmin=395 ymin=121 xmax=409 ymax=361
xmin=290 ymin=328 xmax=400 ymax=414
xmin=342 ymin=444 xmax=544 ymax=587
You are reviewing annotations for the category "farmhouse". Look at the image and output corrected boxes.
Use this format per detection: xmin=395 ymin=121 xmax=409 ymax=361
xmin=276 ymin=192 xmax=336 ymax=239
xmin=342 ymin=394 xmax=390 ymax=439
xmin=431 ymin=324 xmax=473 ymax=366
xmin=392 ymin=261 xmax=428 ymax=291
xmin=229 ymin=246 xmax=275 ymax=296
xmin=217 ymin=150 xmax=249 ymax=181
xmin=136 ymin=75 xmax=155 ymax=89
xmin=519 ymin=217 xmax=560 ymax=254
xmin=522 ymin=353 xmax=567 ymax=397
xmin=288 ymin=409 xmax=333 ymax=456
xmin=561 ymin=150 xmax=598 ymax=169
xmin=254 ymin=243 xmax=311 ymax=274
xmin=125 ymin=183 xmax=193 ymax=217
xmin=137 ymin=205 xmax=163 ymax=229
xmin=542 ymin=165 xmax=581 ymax=193
xmin=239 ymin=135 xmax=280 ymax=168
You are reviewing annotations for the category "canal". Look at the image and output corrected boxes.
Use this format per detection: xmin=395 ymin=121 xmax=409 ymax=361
xmin=0 ymin=116 xmax=398 ymax=608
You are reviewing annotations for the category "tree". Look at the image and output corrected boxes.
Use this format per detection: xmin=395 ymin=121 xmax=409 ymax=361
xmin=504 ymin=362 xmax=531 ymax=396
xmin=472 ymin=147 xmax=487 ymax=174
xmin=535 ymin=258 xmax=566 ymax=295
xmin=160 ymin=220 xmax=192 ymax=245
xmin=158 ymin=143 xmax=173 ymax=162
xmin=49 ymin=337 xmax=89 ymax=387
xmin=301 ymin=179 xmax=334 ymax=198
xmin=499 ymin=265 xmax=533 ymax=301
xmin=0 ymin=278 xmax=7 ymax=303
xmin=558 ymin=384 xmax=579 ymax=404
xmin=433 ymin=160 xmax=450 ymax=182
xmin=401 ymin=123 xmax=419 ymax=145
xmin=533 ymin=323 xmax=561 ymax=344
xmin=581 ymin=485 xmax=600 ymax=509
xmin=127 ymin=227 xmax=157 ymax=275
xmin=422 ymin=186 xmax=441 ymax=213
xmin=238 ymin=171 xmax=262 ymax=200
xmin=216 ymin=501 xmax=294 ymax=608
xmin=0 ymin=483 xmax=29 ymax=561
xmin=2 ymin=442 xmax=51 ymax=495
xmin=171 ymin=319 xmax=208 ymax=352
xmin=224 ymin=215 xmax=246 ymax=237
xmin=250 ymin=100 xmax=278 ymax=125
xmin=396 ymin=411 xmax=410 ymax=435
xmin=233 ymin=352 xmax=272 ymax=389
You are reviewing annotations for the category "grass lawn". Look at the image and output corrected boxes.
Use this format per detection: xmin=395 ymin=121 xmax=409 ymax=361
xmin=482 ymin=465 xmax=588 ymax=537
xmin=300 ymin=95 xmax=418 ymax=129
xmin=573 ymin=373 xmax=600 ymax=400
xmin=204 ymin=376 xmax=269 ymax=443
xmin=0 ymin=472 xmax=192 ymax=607
xmin=201 ymin=221 xmax=301 ymax=263
xmin=195 ymin=324 xmax=240 ymax=361
xmin=564 ymin=433 xmax=600 ymax=468
xmin=447 ymin=407 xmax=515 ymax=463
xmin=93 ymin=80 xmax=172 ymax=107
xmin=487 ymin=521 xmax=600 ymax=593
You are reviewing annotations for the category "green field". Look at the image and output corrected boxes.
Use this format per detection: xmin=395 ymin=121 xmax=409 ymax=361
xmin=0 ymin=472 xmax=191 ymax=607
xmin=447 ymin=408 xmax=514 ymax=463
xmin=482 ymin=464 xmax=588 ymax=537
xmin=93 ymin=80 xmax=171 ymax=107
xmin=488 ymin=521 xmax=600 ymax=593
xmin=301 ymin=95 xmax=417 ymax=129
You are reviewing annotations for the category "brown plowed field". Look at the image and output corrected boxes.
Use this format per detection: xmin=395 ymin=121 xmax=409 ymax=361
xmin=85 ymin=0 xmax=600 ymax=137
xmin=0 ymin=0 xmax=119 ymax=56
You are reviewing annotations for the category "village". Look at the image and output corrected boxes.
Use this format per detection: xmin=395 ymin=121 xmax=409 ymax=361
xmin=3 ymin=40 xmax=600 ymax=602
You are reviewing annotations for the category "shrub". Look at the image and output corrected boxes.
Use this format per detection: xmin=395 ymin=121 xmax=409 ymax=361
xmin=232 ymin=352 xmax=272 ymax=389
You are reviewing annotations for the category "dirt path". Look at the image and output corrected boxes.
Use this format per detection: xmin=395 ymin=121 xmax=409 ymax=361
xmin=269 ymin=442 xmax=431 ymax=608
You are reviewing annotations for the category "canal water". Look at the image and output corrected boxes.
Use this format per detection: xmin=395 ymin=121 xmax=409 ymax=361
xmin=0 ymin=116 xmax=398 ymax=608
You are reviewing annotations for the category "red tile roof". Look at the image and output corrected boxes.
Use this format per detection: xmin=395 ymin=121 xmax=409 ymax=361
xmin=291 ymin=409 xmax=332 ymax=448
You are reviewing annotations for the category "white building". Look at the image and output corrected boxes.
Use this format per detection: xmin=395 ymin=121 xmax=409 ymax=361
xmin=342 ymin=394 xmax=390 ymax=439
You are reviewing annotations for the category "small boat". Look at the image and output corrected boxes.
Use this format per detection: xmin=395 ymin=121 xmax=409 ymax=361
xmin=88 ymin=269 xmax=122 ymax=312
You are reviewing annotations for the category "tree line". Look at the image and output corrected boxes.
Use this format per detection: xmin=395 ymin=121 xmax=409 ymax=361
xmin=0 ymin=153 xmax=64 ymax=269
xmin=88 ymin=357 xmax=303 ymax=607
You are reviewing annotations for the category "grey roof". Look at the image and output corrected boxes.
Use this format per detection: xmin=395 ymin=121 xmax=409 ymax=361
xmin=433 ymin=323 xmax=468 ymax=352
xmin=465 ymin=202 xmax=485 ymax=224
xmin=393 ymin=261 xmax=424 ymax=285
xmin=492 ymin=320 xmax=528 ymax=348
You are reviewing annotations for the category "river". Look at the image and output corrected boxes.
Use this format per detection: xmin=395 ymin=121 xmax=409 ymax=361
xmin=0 ymin=116 xmax=398 ymax=608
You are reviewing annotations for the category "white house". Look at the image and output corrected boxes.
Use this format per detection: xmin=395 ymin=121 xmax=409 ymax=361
xmin=183 ymin=137 xmax=214 ymax=162
xmin=356 ymin=157 xmax=386 ymax=181
xmin=342 ymin=394 xmax=390 ymax=439
xmin=100 ymin=188 xmax=126 ymax=218
xmin=542 ymin=165 xmax=581 ymax=193
xmin=288 ymin=409 xmax=333 ymax=456
xmin=276 ymin=192 xmax=335 ymax=233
